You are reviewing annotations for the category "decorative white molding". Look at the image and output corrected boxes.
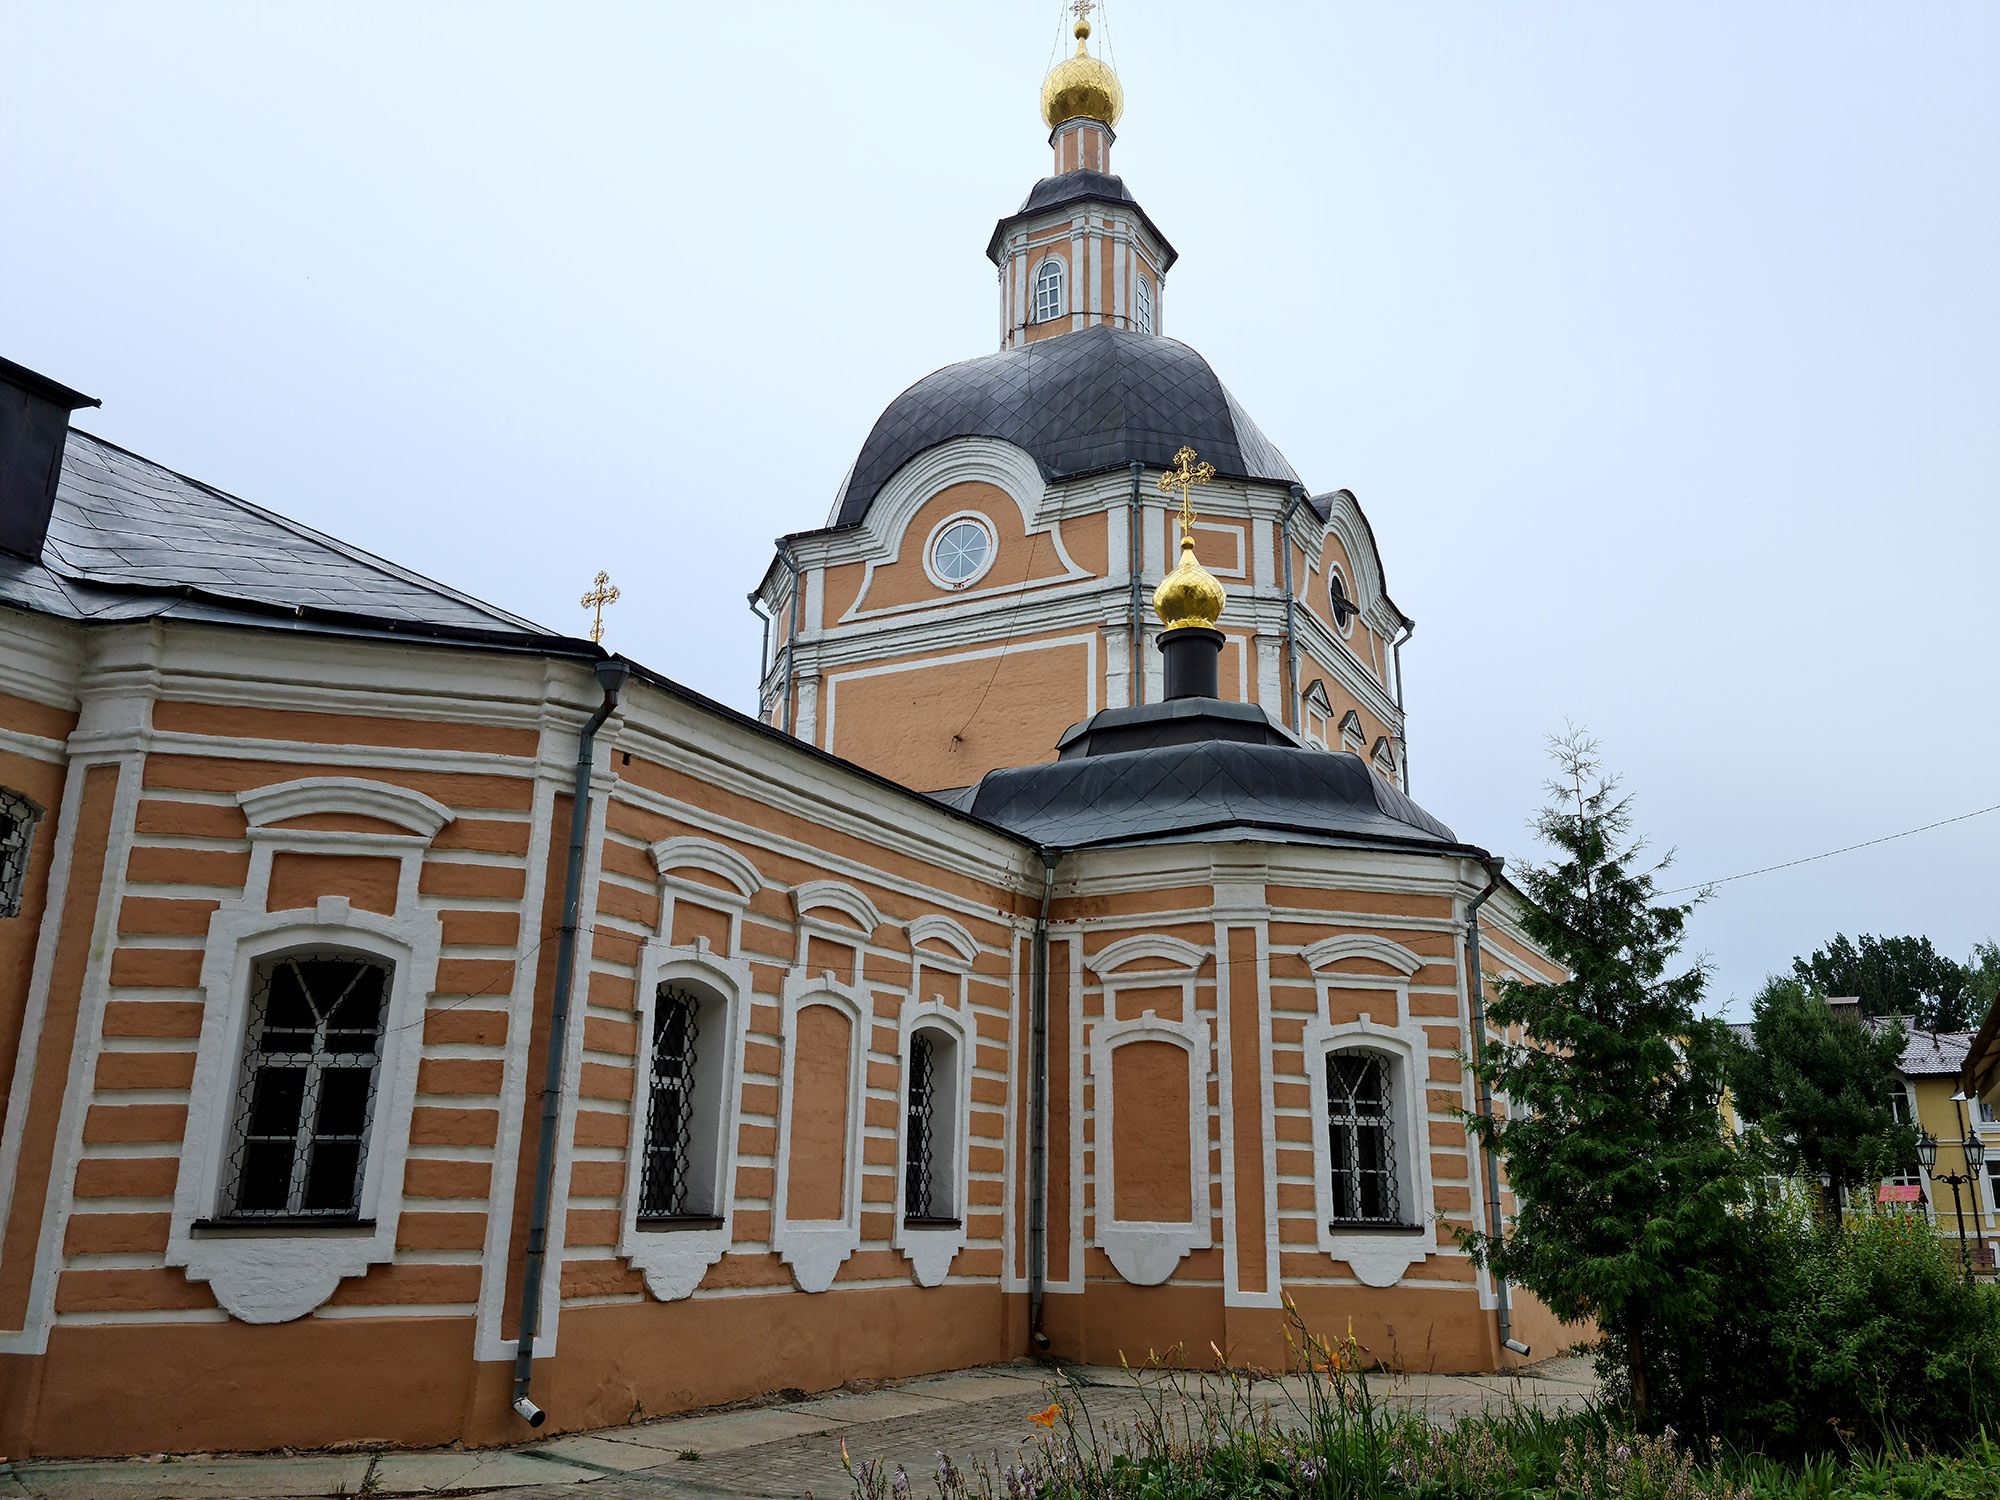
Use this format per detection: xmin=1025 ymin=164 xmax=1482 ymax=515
xmin=650 ymin=835 xmax=762 ymax=904
xmin=770 ymin=971 xmax=869 ymax=1293
xmin=791 ymin=879 xmax=884 ymax=938
xmin=893 ymin=995 xmax=973 ymax=1286
xmin=618 ymin=941 xmax=752 ymax=1302
xmin=905 ymin=913 xmax=979 ymax=971
xmin=1086 ymin=933 xmax=1208 ymax=979
xmin=920 ymin=510 xmax=999 ymax=593
xmin=167 ymin=896 xmax=441 ymax=1323
xmin=1089 ymin=1009 xmax=1213 ymax=1286
xmin=237 ymin=776 xmax=454 ymax=838
xmin=1301 ymin=1014 xmax=1436 ymax=1288
xmin=1302 ymin=934 xmax=1425 ymax=977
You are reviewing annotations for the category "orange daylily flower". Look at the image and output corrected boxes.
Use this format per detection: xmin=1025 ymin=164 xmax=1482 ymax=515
xmin=1031 ymin=1401 xmax=1062 ymax=1428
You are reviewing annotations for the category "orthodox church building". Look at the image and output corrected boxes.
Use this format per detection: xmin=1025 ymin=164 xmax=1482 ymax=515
xmin=0 ymin=16 xmax=1562 ymax=1460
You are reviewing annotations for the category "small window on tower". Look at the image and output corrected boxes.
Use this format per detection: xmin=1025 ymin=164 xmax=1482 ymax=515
xmin=1033 ymin=258 xmax=1065 ymax=323
xmin=927 ymin=514 xmax=995 ymax=589
xmin=1134 ymin=274 xmax=1153 ymax=334
xmin=0 ymin=788 xmax=44 ymax=920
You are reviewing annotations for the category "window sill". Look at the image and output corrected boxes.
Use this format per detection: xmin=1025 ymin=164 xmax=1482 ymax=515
xmin=902 ymin=1215 xmax=962 ymax=1230
xmin=635 ymin=1215 xmax=725 ymax=1232
xmin=191 ymin=1216 xmax=376 ymax=1236
xmin=1326 ymin=1221 xmax=1425 ymax=1235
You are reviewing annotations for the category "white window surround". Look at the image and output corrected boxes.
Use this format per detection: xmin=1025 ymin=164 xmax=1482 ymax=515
xmin=792 ymin=881 xmax=885 ymax=977
xmin=771 ymin=970 xmax=871 ymax=1292
xmin=167 ymin=778 xmax=452 ymax=1323
xmin=619 ymin=941 xmax=752 ymax=1301
xmin=1338 ymin=709 xmax=1366 ymax=756
xmin=1298 ymin=934 xmax=1436 ymax=1288
xmin=1327 ymin=563 xmax=1357 ymax=638
xmin=1084 ymin=934 xmax=1213 ymax=1287
xmin=894 ymin=995 xmax=973 ymax=1286
xmin=1134 ymin=273 xmax=1153 ymax=334
xmin=1301 ymin=681 xmax=1334 ymax=752
xmin=923 ymin=511 xmax=998 ymax=592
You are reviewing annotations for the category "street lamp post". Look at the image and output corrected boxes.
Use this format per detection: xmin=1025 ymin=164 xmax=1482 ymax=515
xmin=1916 ymin=1119 xmax=1987 ymax=1284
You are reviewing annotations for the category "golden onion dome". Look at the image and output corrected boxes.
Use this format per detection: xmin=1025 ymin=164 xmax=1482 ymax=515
xmin=1153 ymin=531 xmax=1226 ymax=631
xmin=1041 ymin=18 xmax=1124 ymax=130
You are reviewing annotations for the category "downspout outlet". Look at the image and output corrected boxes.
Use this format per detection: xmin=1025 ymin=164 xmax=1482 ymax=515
xmin=512 ymin=1397 xmax=546 ymax=1428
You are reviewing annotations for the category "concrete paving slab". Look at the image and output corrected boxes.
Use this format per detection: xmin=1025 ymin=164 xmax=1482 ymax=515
xmin=777 ymin=1389 xmax=956 ymax=1425
xmin=901 ymin=1370 xmax=1049 ymax=1404
xmin=6 ymin=1454 xmax=372 ymax=1500
xmin=527 ymin=1435 xmax=673 ymax=1475
xmin=365 ymin=1448 xmax=585 ymax=1494
xmin=600 ymin=1407 xmax=844 ymax=1457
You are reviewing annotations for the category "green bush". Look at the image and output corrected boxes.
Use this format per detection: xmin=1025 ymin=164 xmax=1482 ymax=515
xmin=1594 ymin=1187 xmax=2000 ymax=1455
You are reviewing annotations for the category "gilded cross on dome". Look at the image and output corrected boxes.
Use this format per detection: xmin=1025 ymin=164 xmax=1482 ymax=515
xmin=1158 ymin=445 xmax=1216 ymax=538
xmin=1070 ymin=0 xmax=1094 ymax=26
xmin=581 ymin=570 xmax=620 ymax=644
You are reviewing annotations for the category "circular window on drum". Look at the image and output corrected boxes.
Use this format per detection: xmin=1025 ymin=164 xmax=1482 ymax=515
xmin=926 ymin=514 xmax=996 ymax=590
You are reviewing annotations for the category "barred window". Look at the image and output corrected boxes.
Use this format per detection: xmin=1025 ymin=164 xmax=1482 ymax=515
xmin=1134 ymin=273 xmax=1153 ymax=334
xmin=223 ymin=951 xmax=390 ymax=1221
xmin=903 ymin=1025 xmax=960 ymax=1226
xmin=1326 ymin=1051 xmax=1402 ymax=1225
xmin=1032 ymin=258 xmax=1065 ymax=323
xmin=0 ymin=788 xmax=44 ymax=920
xmin=638 ymin=986 xmax=701 ymax=1221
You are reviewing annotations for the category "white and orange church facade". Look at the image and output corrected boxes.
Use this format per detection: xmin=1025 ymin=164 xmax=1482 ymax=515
xmin=0 ymin=16 xmax=1565 ymax=1462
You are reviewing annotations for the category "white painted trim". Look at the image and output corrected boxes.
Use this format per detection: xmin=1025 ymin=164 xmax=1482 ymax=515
xmin=618 ymin=942 xmax=752 ymax=1301
xmin=893 ymin=994 xmax=973 ymax=1286
xmin=905 ymin=913 xmax=978 ymax=970
xmin=167 ymin=895 xmax=442 ymax=1323
xmin=791 ymin=880 xmax=884 ymax=940
xmin=1089 ymin=1008 xmax=1213 ymax=1286
xmin=921 ymin=511 xmax=999 ymax=593
xmin=1300 ymin=1014 xmax=1437 ymax=1288
xmin=649 ymin=836 xmax=762 ymax=905
xmin=1087 ymin=933 xmax=1208 ymax=978
xmin=823 ymin=633 xmax=1098 ymax=756
xmin=770 ymin=970 xmax=869 ymax=1292
xmin=1302 ymin=934 xmax=1424 ymax=977
xmin=236 ymin=777 xmax=454 ymax=838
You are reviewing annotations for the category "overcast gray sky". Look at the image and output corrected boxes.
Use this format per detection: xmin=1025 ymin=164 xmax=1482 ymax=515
xmin=4 ymin=2 xmax=1995 ymax=1016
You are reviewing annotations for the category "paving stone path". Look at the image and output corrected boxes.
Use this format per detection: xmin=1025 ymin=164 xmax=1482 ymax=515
xmin=0 ymin=1356 xmax=1598 ymax=1500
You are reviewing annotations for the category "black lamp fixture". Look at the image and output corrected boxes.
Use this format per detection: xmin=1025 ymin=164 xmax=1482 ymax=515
xmin=1917 ymin=1129 xmax=1939 ymax=1171
xmin=1914 ymin=1096 xmax=1989 ymax=1284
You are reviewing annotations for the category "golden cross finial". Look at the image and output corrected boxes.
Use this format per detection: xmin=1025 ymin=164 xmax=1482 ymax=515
xmin=1158 ymin=446 xmax=1216 ymax=540
xmin=581 ymin=570 xmax=620 ymax=645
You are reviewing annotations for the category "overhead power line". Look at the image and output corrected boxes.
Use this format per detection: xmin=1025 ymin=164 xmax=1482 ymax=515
xmin=1663 ymin=800 xmax=2000 ymax=896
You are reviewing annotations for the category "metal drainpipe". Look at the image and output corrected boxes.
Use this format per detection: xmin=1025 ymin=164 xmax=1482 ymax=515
xmin=1390 ymin=619 xmax=1415 ymax=791
xmin=1127 ymin=463 xmax=1144 ymax=706
xmin=776 ymin=542 xmax=802 ymax=735
xmin=1281 ymin=486 xmax=1304 ymax=732
xmin=1465 ymin=856 xmax=1529 ymax=1358
xmin=747 ymin=590 xmax=771 ymax=720
xmin=1028 ymin=850 xmax=1061 ymax=1349
xmin=512 ymin=656 xmax=630 ymax=1428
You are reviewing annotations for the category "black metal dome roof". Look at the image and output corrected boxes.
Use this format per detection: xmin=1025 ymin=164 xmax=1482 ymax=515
xmin=828 ymin=325 xmax=1299 ymax=528
xmin=946 ymin=698 xmax=1470 ymax=856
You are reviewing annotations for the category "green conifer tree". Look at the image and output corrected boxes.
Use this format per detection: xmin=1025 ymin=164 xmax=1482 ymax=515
xmin=1463 ymin=731 xmax=1747 ymax=1429
xmin=1727 ymin=977 xmax=1909 ymax=1230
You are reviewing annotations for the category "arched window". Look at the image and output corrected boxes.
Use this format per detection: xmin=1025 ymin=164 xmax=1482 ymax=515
xmin=1032 ymin=258 xmax=1065 ymax=323
xmin=0 ymin=787 xmax=42 ymax=920
xmin=1134 ymin=273 xmax=1153 ymax=334
xmin=903 ymin=1025 xmax=961 ymax=1226
xmin=223 ymin=949 xmax=391 ymax=1220
xmin=638 ymin=980 xmax=728 ymax=1225
xmin=1326 ymin=1050 xmax=1402 ymax=1225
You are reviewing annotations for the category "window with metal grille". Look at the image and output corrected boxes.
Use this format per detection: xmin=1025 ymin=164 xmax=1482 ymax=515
xmin=1134 ymin=273 xmax=1153 ymax=333
xmin=1033 ymin=258 xmax=1065 ymax=323
xmin=222 ymin=951 xmax=390 ymax=1221
xmin=903 ymin=1026 xmax=959 ymax=1226
xmin=1326 ymin=1051 xmax=1402 ymax=1225
xmin=0 ymin=788 xmax=43 ymax=921
xmin=638 ymin=986 xmax=702 ymax=1222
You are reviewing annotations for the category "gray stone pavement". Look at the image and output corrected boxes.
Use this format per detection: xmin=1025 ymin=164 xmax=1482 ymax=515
xmin=0 ymin=1355 xmax=1597 ymax=1500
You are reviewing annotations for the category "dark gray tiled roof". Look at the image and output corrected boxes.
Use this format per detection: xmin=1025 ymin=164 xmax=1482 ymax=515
xmin=828 ymin=326 xmax=1300 ymax=529
xmin=2 ymin=430 xmax=549 ymax=639
xmin=985 ymin=171 xmax=1177 ymax=268
xmin=963 ymin=731 xmax=1465 ymax=854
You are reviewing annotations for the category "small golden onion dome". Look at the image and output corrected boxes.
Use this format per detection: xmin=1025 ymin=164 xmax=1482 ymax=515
xmin=1041 ymin=17 xmax=1124 ymax=130
xmin=1153 ymin=531 xmax=1226 ymax=631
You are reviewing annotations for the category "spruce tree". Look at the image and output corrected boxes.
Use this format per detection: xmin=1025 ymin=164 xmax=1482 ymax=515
xmin=1463 ymin=732 xmax=1747 ymax=1429
xmin=1728 ymin=977 xmax=1909 ymax=1230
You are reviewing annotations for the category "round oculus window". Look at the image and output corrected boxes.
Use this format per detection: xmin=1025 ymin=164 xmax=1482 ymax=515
xmin=1328 ymin=569 xmax=1355 ymax=631
xmin=930 ymin=518 xmax=992 ymax=586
